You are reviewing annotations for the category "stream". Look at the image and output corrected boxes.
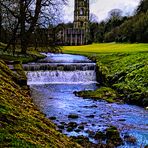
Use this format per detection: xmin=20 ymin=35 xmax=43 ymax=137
xmin=24 ymin=53 xmax=148 ymax=147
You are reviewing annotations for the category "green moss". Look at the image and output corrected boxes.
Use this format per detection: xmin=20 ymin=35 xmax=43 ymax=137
xmin=76 ymin=87 xmax=120 ymax=103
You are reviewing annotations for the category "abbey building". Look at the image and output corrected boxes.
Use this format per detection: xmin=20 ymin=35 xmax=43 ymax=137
xmin=59 ymin=0 xmax=90 ymax=45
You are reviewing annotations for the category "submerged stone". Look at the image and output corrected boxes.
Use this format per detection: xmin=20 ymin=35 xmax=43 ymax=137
xmin=86 ymin=130 xmax=95 ymax=137
xmin=68 ymin=114 xmax=79 ymax=119
xmin=57 ymin=125 xmax=65 ymax=129
xmin=86 ymin=115 xmax=95 ymax=118
xmin=67 ymin=122 xmax=78 ymax=129
xmin=118 ymin=119 xmax=126 ymax=122
xmin=75 ymin=129 xmax=81 ymax=133
xmin=94 ymin=131 xmax=106 ymax=140
xmin=67 ymin=127 xmax=73 ymax=132
xmin=124 ymin=135 xmax=137 ymax=144
xmin=49 ymin=116 xmax=57 ymax=120
xmin=78 ymin=125 xmax=84 ymax=130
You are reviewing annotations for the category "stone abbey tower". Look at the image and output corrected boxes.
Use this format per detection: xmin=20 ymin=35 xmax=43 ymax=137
xmin=74 ymin=0 xmax=89 ymax=31
xmin=59 ymin=0 xmax=90 ymax=45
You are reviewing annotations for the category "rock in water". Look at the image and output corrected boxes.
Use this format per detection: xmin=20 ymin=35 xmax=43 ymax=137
xmin=106 ymin=126 xmax=123 ymax=146
xmin=68 ymin=114 xmax=79 ymax=119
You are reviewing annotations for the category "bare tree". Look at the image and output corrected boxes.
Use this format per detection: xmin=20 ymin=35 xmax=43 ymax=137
xmin=90 ymin=13 xmax=99 ymax=23
xmin=0 ymin=0 xmax=67 ymax=54
xmin=108 ymin=9 xmax=123 ymax=20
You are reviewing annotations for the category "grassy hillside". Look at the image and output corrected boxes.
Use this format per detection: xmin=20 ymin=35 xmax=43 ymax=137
xmin=0 ymin=60 xmax=81 ymax=147
xmin=63 ymin=43 xmax=148 ymax=107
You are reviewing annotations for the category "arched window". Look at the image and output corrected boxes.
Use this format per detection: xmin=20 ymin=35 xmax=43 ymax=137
xmin=80 ymin=8 xmax=84 ymax=15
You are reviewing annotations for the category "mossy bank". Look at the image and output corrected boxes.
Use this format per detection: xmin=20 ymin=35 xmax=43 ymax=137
xmin=0 ymin=60 xmax=81 ymax=147
xmin=63 ymin=43 xmax=148 ymax=107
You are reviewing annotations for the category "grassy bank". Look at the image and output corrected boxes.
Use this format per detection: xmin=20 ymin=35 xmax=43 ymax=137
xmin=63 ymin=43 xmax=148 ymax=107
xmin=0 ymin=43 xmax=46 ymax=63
xmin=0 ymin=60 xmax=81 ymax=147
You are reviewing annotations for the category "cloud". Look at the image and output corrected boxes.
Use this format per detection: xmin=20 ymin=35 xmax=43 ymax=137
xmin=63 ymin=0 xmax=140 ymax=22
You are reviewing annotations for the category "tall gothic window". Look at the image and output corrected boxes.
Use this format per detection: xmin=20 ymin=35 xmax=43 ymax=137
xmin=80 ymin=8 xmax=84 ymax=15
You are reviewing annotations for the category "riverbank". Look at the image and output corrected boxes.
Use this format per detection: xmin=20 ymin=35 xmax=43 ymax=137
xmin=0 ymin=42 xmax=46 ymax=63
xmin=63 ymin=43 xmax=148 ymax=107
xmin=0 ymin=60 xmax=81 ymax=147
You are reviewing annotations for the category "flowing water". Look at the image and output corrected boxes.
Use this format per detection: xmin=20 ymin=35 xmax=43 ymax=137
xmin=24 ymin=53 xmax=148 ymax=148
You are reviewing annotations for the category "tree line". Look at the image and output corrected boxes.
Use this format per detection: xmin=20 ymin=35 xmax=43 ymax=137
xmin=89 ymin=0 xmax=148 ymax=43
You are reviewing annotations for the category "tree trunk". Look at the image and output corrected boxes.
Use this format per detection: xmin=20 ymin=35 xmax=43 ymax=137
xmin=4 ymin=21 xmax=20 ymax=52
xmin=20 ymin=0 xmax=27 ymax=54
xmin=20 ymin=0 xmax=42 ymax=54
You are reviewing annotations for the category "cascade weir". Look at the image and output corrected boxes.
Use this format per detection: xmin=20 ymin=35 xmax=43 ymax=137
xmin=23 ymin=63 xmax=96 ymax=71
xmin=24 ymin=53 xmax=97 ymax=85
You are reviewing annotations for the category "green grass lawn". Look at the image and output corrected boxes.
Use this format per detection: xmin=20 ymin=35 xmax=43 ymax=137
xmin=63 ymin=43 xmax=148 ymax=54
xmin=63 ymin=43 xmax=148 ymax=107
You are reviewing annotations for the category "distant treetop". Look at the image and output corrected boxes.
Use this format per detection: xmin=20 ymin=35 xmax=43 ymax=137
xmin=136 ymin=0 xmax=148 ymax=14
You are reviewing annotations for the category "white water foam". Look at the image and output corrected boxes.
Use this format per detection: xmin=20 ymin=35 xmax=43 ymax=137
xmin=26 ymin=70 xmax=97 ymax=85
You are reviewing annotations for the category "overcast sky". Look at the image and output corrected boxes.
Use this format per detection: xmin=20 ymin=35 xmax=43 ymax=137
xmin=63 ymin=0 xmax=141 ymax=22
